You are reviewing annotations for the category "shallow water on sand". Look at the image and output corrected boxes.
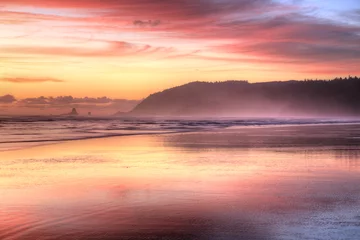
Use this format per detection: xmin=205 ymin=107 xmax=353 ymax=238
xmin=1 ymin=124 xmax=360 ymax=239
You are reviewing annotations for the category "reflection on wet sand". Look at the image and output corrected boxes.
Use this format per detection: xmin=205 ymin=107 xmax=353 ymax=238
xmin=1 ymin=125 xmax=360 ymax=239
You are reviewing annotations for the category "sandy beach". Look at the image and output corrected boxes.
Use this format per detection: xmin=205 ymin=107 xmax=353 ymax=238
xmin=1 ymin=124 xmax=360 ymax=239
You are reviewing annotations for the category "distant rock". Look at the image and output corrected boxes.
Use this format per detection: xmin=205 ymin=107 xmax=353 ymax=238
xmin=61 ymin=108 xmax=79 ymax=116
xmin=70 ymin=108 xmax=78 ymax=115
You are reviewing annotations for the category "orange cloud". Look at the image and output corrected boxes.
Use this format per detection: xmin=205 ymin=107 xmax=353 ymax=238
xmin=1 ymin=77 xmax=64 ymax=83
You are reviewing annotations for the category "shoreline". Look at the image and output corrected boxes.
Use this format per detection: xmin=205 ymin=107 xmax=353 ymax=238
xmin=2 ymin=122 xmax=360 ymax=153
xmin=1 ymin=122 xmax=360 ymax=154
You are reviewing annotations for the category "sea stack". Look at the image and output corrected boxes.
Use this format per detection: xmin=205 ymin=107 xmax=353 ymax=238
xmin=69 ymin=108 xmax=78 ymax=116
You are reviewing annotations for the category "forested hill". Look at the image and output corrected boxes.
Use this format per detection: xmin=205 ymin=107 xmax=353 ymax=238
xmin=129 ymin=76 xmax=360 ymax=117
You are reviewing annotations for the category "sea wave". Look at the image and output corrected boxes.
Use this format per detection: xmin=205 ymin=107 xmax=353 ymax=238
xmin=1 ymin=116 xmax=360 ymax=150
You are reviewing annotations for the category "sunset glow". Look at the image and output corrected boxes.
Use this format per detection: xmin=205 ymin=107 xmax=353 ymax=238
xmin=2 ymin=2 xmax=360 ymax=238
xmin=0 ymin=0 xmax=359 ymax=114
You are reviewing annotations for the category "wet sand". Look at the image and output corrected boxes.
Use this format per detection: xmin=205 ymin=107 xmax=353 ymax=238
xmin=1 ymin=124 xmax=360 ymax=239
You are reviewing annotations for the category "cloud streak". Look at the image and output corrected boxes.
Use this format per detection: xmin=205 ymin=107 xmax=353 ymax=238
xmin=133 ymin=20 xmax=161 ymax=27
xmin=1 ymin=77 xmax=65 ymax=83
xmin=1 ymin=41 xmax=176 ymax=58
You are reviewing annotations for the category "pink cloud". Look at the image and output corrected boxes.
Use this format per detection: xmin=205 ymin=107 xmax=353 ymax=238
xmin=1 ymin=0 xmax=359 ymax=76
xmin=1 ymin=41 xmax=175 ymax=58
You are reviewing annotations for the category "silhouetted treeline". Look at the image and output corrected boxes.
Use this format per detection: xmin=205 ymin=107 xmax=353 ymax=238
xmin=130 ymin=77 xmax=360 ymax=117
xmin=303 ymin=76 xmax=359 ymax=82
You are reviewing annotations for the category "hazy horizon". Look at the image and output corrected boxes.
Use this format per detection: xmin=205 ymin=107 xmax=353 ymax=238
xmin=0 ymin=94 xmax=141 ymax=116
xmin=2 ymin=76 xmax=360 ymax=116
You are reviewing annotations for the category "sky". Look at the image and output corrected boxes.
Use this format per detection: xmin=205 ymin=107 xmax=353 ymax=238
xmin=0 ymin=0 xmax=359 ymax=114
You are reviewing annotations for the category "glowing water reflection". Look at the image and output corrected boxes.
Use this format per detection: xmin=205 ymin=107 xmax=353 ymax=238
xmin=1 ymin=125 xmax=360 ymax=239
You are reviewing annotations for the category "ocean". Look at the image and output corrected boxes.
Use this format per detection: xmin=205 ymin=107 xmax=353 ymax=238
xmin=1 ymin=116 xmax=360 ymax=150
xmin=1 ymin=118 xmax=360 ymax=239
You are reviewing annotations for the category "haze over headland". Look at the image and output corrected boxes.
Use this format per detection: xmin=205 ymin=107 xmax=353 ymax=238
xmin=2 ymin=77 xmax=360 ymax=117
xmin=1 ymin=0 xmax=359 ymax=101
xmin=129 ymin=77 xmax=360 ymax=117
